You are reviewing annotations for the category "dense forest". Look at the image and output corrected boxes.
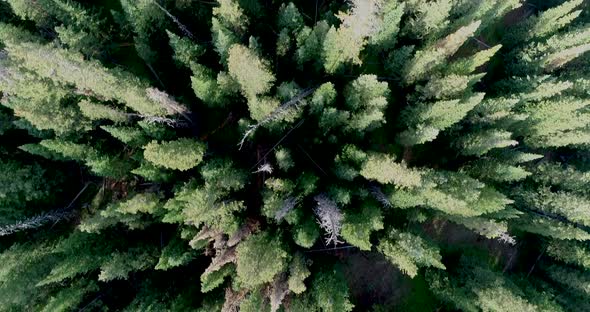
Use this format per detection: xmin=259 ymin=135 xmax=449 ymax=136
xmin=0 ymin=0 xmax=589 ymax=311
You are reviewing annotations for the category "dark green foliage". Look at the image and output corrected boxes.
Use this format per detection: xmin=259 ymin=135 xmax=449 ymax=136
xmin=0 ymin=0 xmax=590 ymax=310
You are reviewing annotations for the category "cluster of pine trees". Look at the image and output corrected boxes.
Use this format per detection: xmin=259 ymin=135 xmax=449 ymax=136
xmin=0 ymin=0 xmax=589 ymax=310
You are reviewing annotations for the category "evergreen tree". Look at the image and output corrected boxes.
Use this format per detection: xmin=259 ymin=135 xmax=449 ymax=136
xmin=143 ymin=138 xmax=206 ymax=171
xmin=0 ymin=1 xmax=590 ymax=310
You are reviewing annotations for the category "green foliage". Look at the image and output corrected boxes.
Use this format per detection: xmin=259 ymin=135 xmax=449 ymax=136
xmin=378 ymin=229 xmax=445 ymax=278
xmin=240 ymin=289 xmax=270 ymax=312
xmin=40 ymin=279 xmax=98 ymax=312
xmin=341 ymin=202 xmax=384 ymax=250
xmin=360 ymin=153 xmax=422 ymax=188
xmin=201 ymin=264 xmax=235 ymax=293
xmin=143 ymin=138 xmax=206 ymax=171
xmin=311 ymin=267 xmax=354 ymax=312
xmin=288 ymin=253 xmax=310 ymax=294
xmin=1 ymin=1 xmax=590 ymax=310
xmin=0 ymin=159 xmax=54 ymax=222
xmin=547 ymin=240 xmax=590 ymax=270
xmin=235 ymin=232 xmax=289 ymax=289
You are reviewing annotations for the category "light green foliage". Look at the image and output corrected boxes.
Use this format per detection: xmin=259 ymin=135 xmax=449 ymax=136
xmin=164 ymin=184 xmax=243 ymax=234
xmin=531 ymin=162 xmax=590 ymax=193
xmin=155 ymin=237 xmax=196 ymax=270
xmin=322 ymin=0 xmax=382 ymax=73
xmin=79 ymin=193 xmax=161 ymax=233
xmin=418 ymin=74 xmax=484 ymax=100
xmin=457 ymin=129 xmax=518 ymax=156
xmin=0 ymin=23 xmax=169 ymax=116
xmin=0 ymin=65 xmax=91 ymax=135
xmin=236 ymin=232 xmax=289 ymax=289
xmin=201 ymin=264 xmax=235 ymax=293
xmin=517 ymin=96 xmax=590 ymax=148
xmin=7 ymin=0 xmax=105 ymax=56
xmin=309 ymin=82 xmax=336 ymax=114
xmin=6 ymin=0 xmax=55 ymax=27
xmin=1 ymin=1 xmax=590 ymax=310
xmin=167 ymin=31 xmax=237 ymax=107
xmin=447 ymin=45 xmax=502 ymax=75
xmin=514 ymin=213 xmax=590 ymax=241
xmin=341 ymin=202 xmax=383 ymax=250
xmin=167 ymin=31 xmax=204 ymax=68
xmin=369 ymin=1 xmax=404 ymax=51
xmin=403 ymin=20 xmax=481 ymax=84
xmin=388 ymin=170 xmax=512 ymax=216
xmin=463 ymin=159 xmax=531 ymax=182
xmin=428 ymin=262 xmax=538 ymax=312
xmin=274 ymin=147 xmax=294 ymax=171
xmin=293 ymin=217 xmax=320 ymax=248
xmin=295 ymin=21 xmax=329 ymax=67
xmin=211 ymin=14 xmax=239 ymax=64
xmin=288 ymin=253 xmax=310 ymax=294
xmin=516 ymin=187 xmax=590 ymax=227
xmin=311 ymin=267 xmax=354 ymax=312
xmin=343 ymin=75 xmax=390 ymax=132
xmin=40 ymin=139 xmax=131 ymax=179
xmin=240 ymin=289 xmax=270 ymax=312
xmin=37 ymin=232 xmax=112 ymax=286
xmin=547 ymin=240 xmax=590 ymax=270
xmin=514 ymin=25 xmax=590 ymax=75
xmin=447 ymin=215 xmax=512 ymax=241
xmin=399 ymin=93 xmax=485 ymax=145
xmin=516 ymin=0 xmax=584 ymax=41
xmin=143 ymin=138 xmax=206 ymax=171
xmin=278 ymin=2 xmax=303 ymax=31
xmin=378 ymin=229 xmax=445 ymax=278
xmin=227 ymin=44 xmax=277 ymax=120
xmin=361 ymin=153 xmax=422 ymax=188
xmin=261 ymin=177 xmax=295 ymax=221
xmin=228 ymin=44 xmax=275 ymax=98
xmin=403 ymin=0 xmax=452 ymax=38
xmin=98 ymin=247 xmax=158 ymax=281
xmin=200 ymin=158 xmax=248 ymax=192
xmin=190 ymin=65 xmax=238 ymax=107
xmin=101 ymin=125 xmax=147 ymax=146
xmin=78 ymin=100 xmax=129 ymax=123
xmin=132 ymin=161 xmax=174 ymax=182
xmin=163 ymin=159 xmax=246 ymax=232
xmin=333 ymin=144 xmax=367 ymax=181
xmin=119 ymin=0 xmax=166 ymax=64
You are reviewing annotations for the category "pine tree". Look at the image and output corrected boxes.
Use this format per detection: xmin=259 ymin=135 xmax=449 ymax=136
xmin=143 ymin=138 xmax=206 ymax=171
xmin=235 ymin=232 xmax=289 ymax=289
xmin=378 ymin=229 xmax=445 ymax=278
xmin=1 ymin=1 xmax=590 ymax=310
xmin=546 ymin=239 xmax=590 ymax=270
xmin=0 ymin=159 xmax=57 ymax=223
xmin=0 ymin=23 xmax=174 ymax=116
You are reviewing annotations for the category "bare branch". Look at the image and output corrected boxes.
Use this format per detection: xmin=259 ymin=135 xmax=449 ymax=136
xmin=0 ymin=209 xmax=72 ymax=236
xmin=151 ymin=0 xmax=195 ymax=39
xmin=313 ymin=194 xmax=344 ymax=246
xmin=253 ymin=163 xmax=274 ymax=174
xmin=269 ymin=273 xmax=289 ymax=312
xmin=227 ymin=219 xmax=259 ymax=247
xmin=369 ymin=185 xmax=392 ymax=208
xmin=275 ymin=197 xmax=298 ymax=222
xmin=204 ymin=246 xmax=237 ymax=275
xmin=0 ymin=183 xmax=91 ymax=236
xmin=238 ymin=86 xmax=318 ymax=149
xmin=146 ymin=87 xmax=194 ymax=125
